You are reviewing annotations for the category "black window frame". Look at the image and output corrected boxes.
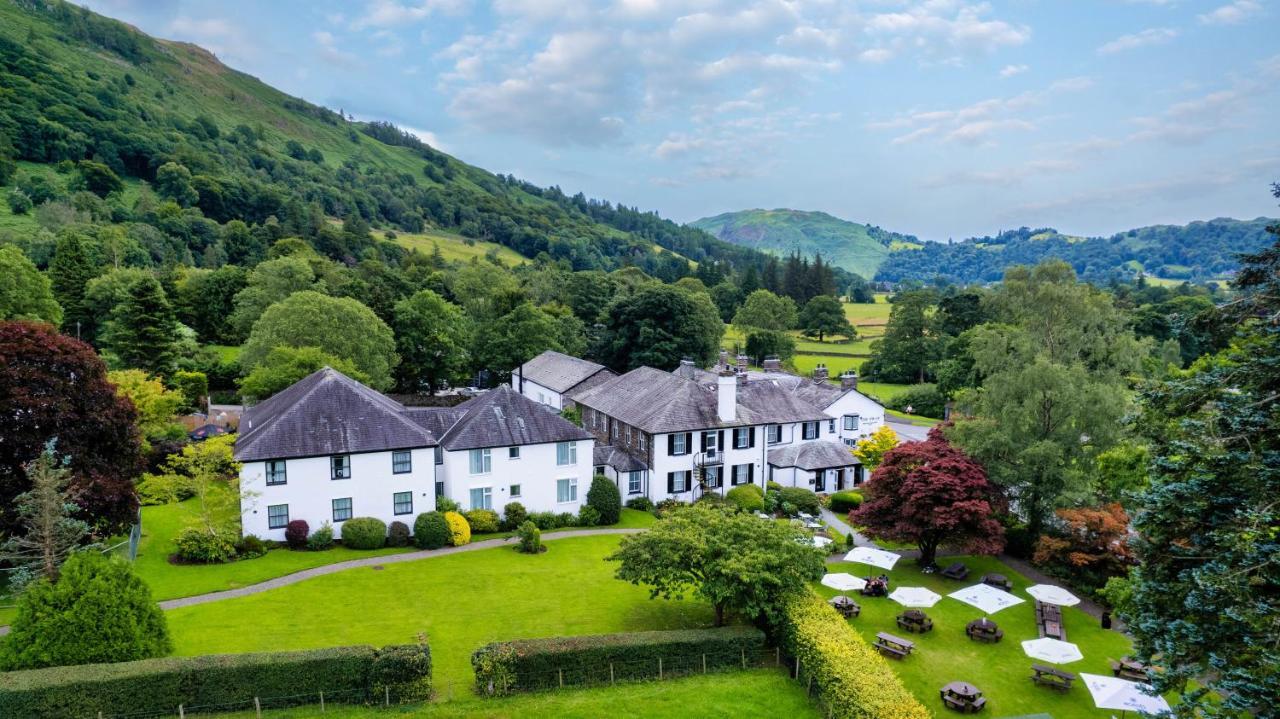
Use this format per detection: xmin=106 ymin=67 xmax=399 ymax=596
xmin=267 ymin=503 xmax=289 ymax=529
xmin=510 ymin=483 xmax=522 ymax=498
xmin=509 ymin=446 xmax=521 ymax=459
xmin=393 ymin=491 xmax=413 ymax=515
xmin=767 ymin=425 xmax=782 ymax=444
xmin=266 ymin=459 xmax=287 ymax=486
xmin=332 ymin=497 xmax=353 ymax=522
xmin=331 ymin=454 xmax=351 ymax=480
xmin=802 ymin=422 xmax=819 ymax=440
xmin=392 ymin=450 xmax=412 ymax=474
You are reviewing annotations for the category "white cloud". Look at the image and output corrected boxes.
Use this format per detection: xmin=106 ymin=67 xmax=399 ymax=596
xmin=922 ymin=159 xmax=1080 ymax=189
xmin=1097 ymin=27 xmax=1178 ymax=55
xmin=165 ymin=16 xmax=256 ymax=63
xmin=1198 ymin=1 xmax=1262 ymax=25
xmin=313 ymin=30 xmax=359 ymax=67
xmin=861 ymin=2 xmax=1031 ymax=61
xmin=999 ymin=64 xmax=1028 ymax=78
xmin=351 ymin=0 xmax=461 ymax=30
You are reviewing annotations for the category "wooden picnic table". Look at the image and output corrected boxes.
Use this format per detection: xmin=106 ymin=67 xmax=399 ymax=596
xmin=1111 ymin=657 xmax=1149 ymax=681
xmin=966 ymin=618 xmax=1003 ymax=643
xmin=897 ymin=610 xmax=934 ymax=633
xmin=940 ymin=681 xmax=986 ymax=713
xmin=981 ymin=573 xmax=1011 ymax=591
xmin=828 ymin=595 xmax=860 ymax=618
xmin=1030 ymin=664 xmax=1075 ymax=692
xmin=874 ymin=631 xmax=915 ymax=660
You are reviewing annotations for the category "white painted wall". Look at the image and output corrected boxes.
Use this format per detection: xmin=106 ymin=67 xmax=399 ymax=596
xmin=649 ymin=427 xmax=766 ymax=503
xmin=824 ymin=391 xmax=886 ymax=446
xmin=240 ymin=447 xmax=436 ymax=541
xmin=512 ymin=377 xmax=563 ymax=410
xmin=441 ymin=439 xmax=594 ymax=517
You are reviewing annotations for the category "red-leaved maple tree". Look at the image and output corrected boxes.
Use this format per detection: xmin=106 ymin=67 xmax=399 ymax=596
xmin=0 ymin=321 xmax=144 ymax=533
xmin=849 ymin=425 xmax=1004 ymax=568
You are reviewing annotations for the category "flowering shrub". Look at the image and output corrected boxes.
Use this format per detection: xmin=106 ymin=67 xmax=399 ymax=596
xmin=464 ymin=509 xmax=500 ymax=534
xmin=444 ymin=511 xmax=470 ymax=546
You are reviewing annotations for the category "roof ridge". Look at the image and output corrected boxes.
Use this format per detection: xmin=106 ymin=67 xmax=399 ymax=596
xmin=236 ymin=368 xmax=337 ymax=457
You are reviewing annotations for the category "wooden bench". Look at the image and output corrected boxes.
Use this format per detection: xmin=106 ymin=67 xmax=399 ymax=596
xmin=875 ymin=632 xmax=915 ymax=660
xmin=941 ymin=562 xmax=969 ymax=580
xmin=981 ymin=573 xmax=1011 ymax=591
xmin=966 ymin=625 xmax=1003 ymax=643
xmin=876 ymin=643 xmax=908 ymax=659
xmin=1111 ymin=660 xmax=1148 ymax=681
xmin=1031 ymin=664 xmax=1075 ymax=692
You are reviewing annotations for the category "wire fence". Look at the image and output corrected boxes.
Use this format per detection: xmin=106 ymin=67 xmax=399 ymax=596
xmin=479 ymin=647 xmax=782 ymax=695
xmin=91 ymin=686 xmax=415 ymax=719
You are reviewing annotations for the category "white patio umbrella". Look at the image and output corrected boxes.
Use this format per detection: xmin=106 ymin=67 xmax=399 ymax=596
xmin=842 ymin=546 xmax=901 ymax=571
xmin=1080 ymin=673 xmax=1172 ymax=717
xmin=810 ymin=536 xmax=833 ymax=549
xmin=1021 ymin=637 xmax=1085 ymax=664
xmin=948 ymin=583 xmax=1025 ymax=615
xmin=1026 ymin=584 xmax=1081 ymax=607
xmin=821 ymin=573 xmax=867 ymax=592
xmin=888 ymin=586 xmax=942 ymax=607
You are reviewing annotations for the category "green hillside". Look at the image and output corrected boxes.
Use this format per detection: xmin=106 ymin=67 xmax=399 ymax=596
xmin=0 ymin=0 xmax=768 ymax=279
xmin=690 ymin=209 xmax=919 ymax=279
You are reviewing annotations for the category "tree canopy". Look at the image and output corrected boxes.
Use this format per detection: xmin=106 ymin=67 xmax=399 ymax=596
xmin=732 ymin=289 xmax=798 ymax=333
xmin=0 ymin=246 xmax=62 ymax=325
xmin=598 ymin=284 xmax=724 ymax=372
xmin=392 ymin=289 xmax=471 ymax=393
xmin=797 ymin=294 xmax=854 ymax=342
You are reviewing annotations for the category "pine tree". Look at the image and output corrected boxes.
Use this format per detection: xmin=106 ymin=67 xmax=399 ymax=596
xmin=48 ymin=231 xmax=98 ymax=339
xmin=102 ymin=275 xmax=179 ymax=376
xmin=0 ymin=444 xmax=91 ymax=591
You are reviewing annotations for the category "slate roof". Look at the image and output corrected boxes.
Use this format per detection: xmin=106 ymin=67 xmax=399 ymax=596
xmin=593 ymin=445 xmax=647 ymax=472
xmin=235 ymin=368 xmax=436 ymax=462
xmin=435 ymin=385 xmax=593 ymax=451
xmin=573 ymin=367 xmax=829 ymax=434
xmin=768 ymin=441 xmax=860 ymax=471
xmin=518 ymin=350 xmax=615 ymax=394
xmin=678 ymin=363 xmax=868 ymax=411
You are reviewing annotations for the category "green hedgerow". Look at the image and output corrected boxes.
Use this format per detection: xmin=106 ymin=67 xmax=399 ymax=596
xmin=586 ymin=474 xmax=621 ymax=525
xmin=625 ymin=496 xmax=655 ymax=513
xmin=340 ymin=517 xmax=387 ymax=550
xmin=501 ymin=502 xmax=527 ymax=531
xmin=387 ymin=521 xmax=411 ymax=547
xmin=828 ymin=491 xmax=863 ymax=514
xmin=577 ymin=505 xmax=601 ymax=527
xmin=413 ymin=512 xmax=450 ymax=550
xmin=307 ymin=522 xmax=335 ymax=551
xmin=464 ymin=509 xmax=500 ymax=534
xmin=726 ymin=483 xmax=766 ymax=512
xmin=1 ymin=553 xmax=171 ymax=670
xmin=174 ymin=527 xmax=237 ymax=564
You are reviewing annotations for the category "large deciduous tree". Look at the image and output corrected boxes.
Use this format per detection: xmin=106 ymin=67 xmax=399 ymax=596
xmin=864 ymin=289 xmax=939 ymax=383
xmin=107 ymin=370 xmax=185 ymax=448
xmin=1032 ymin=503 xmax=1132 ymax=593
xmin=947 ymin=260 xmax=1146 ymax=535
xmin=850 ymin=426 xmax=1004 ymax=568
xmin=228 ymin=256 xmax=318 ymax=341
xmin=0 ymin=246 xmax=62 ymax=325
xmin=238 ymin=346 xmax=372 ymax=400
xmin=393 ymin=289 xmax=471 ymax=393
xmin=598 ymin=283 xmax=724 ymax=372
xmin=240 ymin=291 xmax=397 ymax=390
xmin=0 ymin=322 xmax=144 ymax=533
xmin=797 ymin=294 xmax=855 ymax=342
xmin=852 ymin=424 xmax=898 ymax=472
xmin=732 ymin=289 xmax=798 ymax=333
xmin=1118 ymin=194 xmax=1280 ymax=717
xmin=609 ymin=504 xmax=825 ymax=626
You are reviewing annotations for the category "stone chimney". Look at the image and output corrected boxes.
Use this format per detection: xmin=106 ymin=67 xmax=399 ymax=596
xmin=718 ymin=349 xmax=730 ymax=370
xmin=813 ymin=363 xmax=829 ymax=382
xmin=680 ymin=358 xmax=695 ymax=370
xmin=736 ymin=370 xmax=749 ymax=386
xmin=736 ymin=354 xmax=748 ymax=372
xmin=717 ymin=369 xmax=737 ymax=422
xmin=762 ymin=356 xmax=781 ymax=373
xmin=840 ymin=371 xmax=858 ymax=390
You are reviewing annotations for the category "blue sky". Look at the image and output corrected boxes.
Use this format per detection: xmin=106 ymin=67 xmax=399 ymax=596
xmin=84 ymin=0 xmax=1278 ymax=240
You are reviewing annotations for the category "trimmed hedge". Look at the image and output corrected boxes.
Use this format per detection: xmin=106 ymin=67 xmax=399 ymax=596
xmin=413 ymin=512 xmax=450 ymax=550
xmin=828 ymin=491 xmax=863 ymax=514
xmin=726 ymin=483 xmax=766 ymax=512
xmin=778 ymin=593 xmax=929 ymax=719
xmin=586 ymin=474 xmax=622 ymax=525
xmin=340 ymin=517 xmax=387 ymax=550
xmin=472 ymin=627 xmax=765 ymax=696
xmin=464 ymin=509 xmax=500 ymax=534
xmin=0 ymin=643 xmax=432 ymax=717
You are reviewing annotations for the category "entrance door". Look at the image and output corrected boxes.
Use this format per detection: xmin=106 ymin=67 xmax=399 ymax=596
xmin=814 ymin=471 xmax=826 ymax=492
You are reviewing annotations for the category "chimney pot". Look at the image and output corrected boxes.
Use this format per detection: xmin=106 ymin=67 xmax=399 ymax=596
xmin=717 ymin=369 xmax=737 ymax=422
xmin=840 ymin=372 xmax=858 ymax=390
xmin=762 ymin=356 xmax=781 ymax=373
xmin=736 ymin=354 xmax=748 ymax=371
xmin=813 ymin=364 xmax=829 ymax=382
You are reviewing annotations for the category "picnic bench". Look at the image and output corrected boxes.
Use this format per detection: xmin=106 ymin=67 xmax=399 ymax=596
xmin=874 ymin=632 xmax=915 ymax=660
xmin=941 ymin=562 xmax=969 ymax=580
xmin=981 ymin=573 xmax=1012 ymax=591
xmin=828 ymin=595 xmax=860 ymax=619
xmin=897 ymin=609 xmax=934 ymax=633
xmin=939 ymin=681 xmax=986 ymax=713
xmin=1030 ymin=664 xmax=1075 ymax=692
xmin=1111 ymin=657 xmax=1149 ymax=681
xmin=1035 ymin=601 xmax=1066 ymax=640
xmin=965 ymin=618 xmax=1003 ymax=643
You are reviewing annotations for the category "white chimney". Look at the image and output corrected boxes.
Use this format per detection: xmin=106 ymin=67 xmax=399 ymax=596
xmin=717 ymin=369 xmax=736 ymax=422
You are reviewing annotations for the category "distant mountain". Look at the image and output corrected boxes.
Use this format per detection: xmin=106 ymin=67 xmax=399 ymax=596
xmin=690 ymin=209 xmax=920 ymax=279
xmin=875 ymin=219 xmax=1277 ymax=285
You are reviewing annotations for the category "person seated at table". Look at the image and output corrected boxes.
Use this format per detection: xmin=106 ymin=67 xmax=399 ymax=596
xmin=879 ymin=573 xmax=890 ymax=588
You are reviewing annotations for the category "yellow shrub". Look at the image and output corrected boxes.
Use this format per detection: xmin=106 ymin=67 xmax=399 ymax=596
xmin=779 ymin=593 xmax=930 ymax=719
xmin=444 ymin=511 xmax=471 ymax=546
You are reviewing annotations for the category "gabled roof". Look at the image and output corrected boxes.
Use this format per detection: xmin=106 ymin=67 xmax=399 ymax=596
xmin=574 ymin=366 xmax=829 ymax=434
xmin=235 ymin=368 xmax=437 ymax=462
xmin=436 ymin=385 xmax=593 ymax=451
xmin=593 ymin=445 xmax=647 ymax=473
xmin=679 ymin=363 xmax=877 ymax=412
xmin=518 ymin=350 xmax=615 ymax=394
xmin=768 ymin=441 xmax=860 ymax=471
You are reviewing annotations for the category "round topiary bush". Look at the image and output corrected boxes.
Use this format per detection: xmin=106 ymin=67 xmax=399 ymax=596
xmin=414 ymin=512 xmax=450 ymax=549
xmin=828 ymin=491 xmax=863 ymax=514
xmin=340 ymin=517 xmax=387 ymax=549
xmin=501 ymin=502 xmax=527 ymax=531
xmin=284 ymin=519 xmax=310 ymax=550
xmin=778 ymin=486 xmax=822 ymax=516
xmin=516 ymin=521 xmax=545 ymax=554
xmin=586 ymin=474 xmax=622 ymax=525
xmin=444 ymin=511 xmax=471 ymax=546
xmin=387 ymin=521 xmax=411 ymax=547
xmin=726 ymin=483 xmax=766 ymax=512
xmin=464 ymin=509 xmax=500 ymax=534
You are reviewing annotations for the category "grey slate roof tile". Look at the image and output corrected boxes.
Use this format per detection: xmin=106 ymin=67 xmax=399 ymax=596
xmin=592 ymin=445 xmax=647 ymax=472
xmin=436 ymin=385 xmax=593 ymax=451
xmin=767 ymin=441 xmax=860 ymax=470
xmin=517 ymin=351 xmax=614 ymax=394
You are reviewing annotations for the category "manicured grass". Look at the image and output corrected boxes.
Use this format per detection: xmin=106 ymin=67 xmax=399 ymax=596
xmin=814 ymin=555 xmax=1156 ymax=719
xmin=395 ymin=230 xmax=528 ymax=266
xmin=210 ymin=669 xmax=819 ymax=718
xmin=164 ymin=535 xmax=716 ymax=694
xmin=207 ymin=344 xmax=242 ymax=363
xmin=132 ymin=498 xmax=654 ymax=602
xmin=842 ymin=293 xmax=893 ymax=324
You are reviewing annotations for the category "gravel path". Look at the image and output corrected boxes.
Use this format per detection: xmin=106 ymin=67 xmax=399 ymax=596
xmin=0 ymin=528 xmax=643 ymax=635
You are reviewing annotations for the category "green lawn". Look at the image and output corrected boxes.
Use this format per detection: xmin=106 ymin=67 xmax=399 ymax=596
xmin=395 ymin=230 xmax=529 ymax=266
xmin=208 ymin=344 xmax=241 ymax=363
xmin=815 ymin=555 xmax=1157 ymax=719
xmin=164 ymin=535 xmax=714 ymax=693
xmin=209 ymin=670 xmax=818 ymax=718
xmin=132 ymin=498 xmax=653 ymax=603
xmin=842 ymin=293 xmax=893 ymax=324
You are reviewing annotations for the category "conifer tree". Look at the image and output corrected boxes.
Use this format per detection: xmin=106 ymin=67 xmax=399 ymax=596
xmin=102 ymin=275 xmax=179 ymax=375
xmin=48 ymin=231 xmax=98 ymax=339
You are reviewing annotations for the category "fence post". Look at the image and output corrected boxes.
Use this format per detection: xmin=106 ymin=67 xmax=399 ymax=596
xmin=254 ymin=696 xmax=262 ymax=719
xmin=320 ymin=691 xmax=325 ymax=712
xmin=658 ymin=657 xmax=663 ymax=680
xmin=558 ymin=669 xmax=564 ymax=688
xmin=178 ymin=706 xmax=184 ymax=719
xmin=795 ymin=658 xmax=800 ymax=680
xmin=385 ymin=686 xmax=391 ymax=706
xmin=610 ymin=662 xmax=615 ymax=685
xmin=741 ymin=647 xmax=746 ymax=669
xmin=703 ymin=653 xmax=707 ymax=673
xmin=776 ymin=646 xmax=781 ymax=667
